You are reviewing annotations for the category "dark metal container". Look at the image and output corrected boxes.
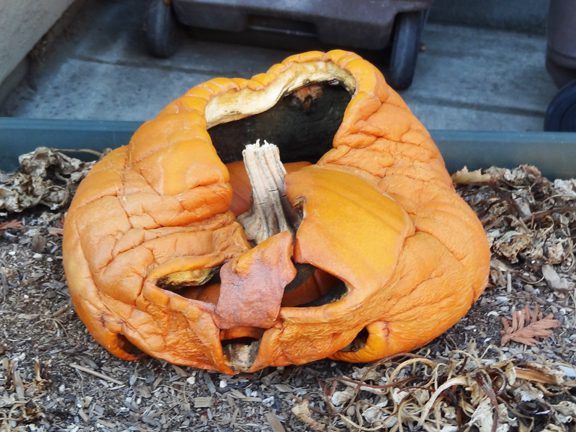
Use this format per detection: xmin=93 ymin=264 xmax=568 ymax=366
xmin=546 ymin=0 xmax=576 ymax=88
xmin=173 ymin=0 xmax=431 ymax=50
xmin=144 ymin=0 xmax=433 ymax=89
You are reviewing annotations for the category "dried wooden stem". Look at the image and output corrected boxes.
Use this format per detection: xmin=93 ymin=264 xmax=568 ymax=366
xmin=238 ymin=141 xmax=294 ymax=244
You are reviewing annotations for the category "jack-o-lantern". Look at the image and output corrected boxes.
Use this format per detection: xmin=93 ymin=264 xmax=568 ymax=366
xmin=63 ymin=50 xmax=490 ymax=374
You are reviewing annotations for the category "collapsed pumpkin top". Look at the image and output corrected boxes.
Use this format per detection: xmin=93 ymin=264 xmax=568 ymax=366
xmin=124 ymin=50 xmax=437 ymax=201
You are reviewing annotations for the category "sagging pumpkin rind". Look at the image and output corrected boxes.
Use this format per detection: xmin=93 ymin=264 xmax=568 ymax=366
xmin=63 ymin=50 xmax=490 ymax=373
xmin=286 ymin=165 xmax=414 ymax=294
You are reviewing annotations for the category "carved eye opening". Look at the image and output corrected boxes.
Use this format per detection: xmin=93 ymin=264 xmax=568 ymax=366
xmin=156 ymin=266 xmax=222 ymax=305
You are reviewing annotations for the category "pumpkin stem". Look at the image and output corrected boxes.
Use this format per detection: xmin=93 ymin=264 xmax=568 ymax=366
xmin=238 ymin=141 xmax=297 ymax=243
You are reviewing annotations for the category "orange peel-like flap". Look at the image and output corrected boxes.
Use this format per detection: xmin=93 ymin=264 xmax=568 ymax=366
xmin=215 ymin=231 xmax=296 ymax=329
xmin=286 ymin=166 xmax=414 ymax=295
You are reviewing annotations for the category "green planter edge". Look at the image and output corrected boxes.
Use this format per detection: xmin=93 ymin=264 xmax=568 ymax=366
xmin=1 ymin=117 xmax=576 ymax=178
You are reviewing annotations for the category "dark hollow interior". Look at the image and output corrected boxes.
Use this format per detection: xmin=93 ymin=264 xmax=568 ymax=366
xmin=340 ymin=327 xmax=369 ymax=352
xmin=117 ymin=334 xmax=144 ymax=356
xmin=300 ymin=282 xmax=348 ymax=307
xmin=208 ymin=82 xmax=352 ymax=163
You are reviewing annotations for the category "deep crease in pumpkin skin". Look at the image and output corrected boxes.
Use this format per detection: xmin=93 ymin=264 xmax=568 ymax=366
xmin=63 ymin=50 xmax=490 ymax=373
xmin=67 ymin=219 xmax=139 ymax=360
xmin=72 ymin=220 xmax=230 ymax=370
xmin=68 ymin=154 xmax=248 ymax=372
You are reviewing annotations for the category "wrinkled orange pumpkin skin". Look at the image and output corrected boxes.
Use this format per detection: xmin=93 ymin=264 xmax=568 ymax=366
xmin=63 ymin=50 xmax=490 ymax=374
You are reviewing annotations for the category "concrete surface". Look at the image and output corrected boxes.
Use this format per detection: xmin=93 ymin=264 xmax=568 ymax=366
xmin=0 ymin=0 xmax=75 ymax=86
xmin=0 ymin=0 xmax=558 ymax=132
xmin=430 ymin=0 xmax=548 ymax=34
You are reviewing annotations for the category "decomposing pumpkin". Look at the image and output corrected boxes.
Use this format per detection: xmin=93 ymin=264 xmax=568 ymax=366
xmin=63 ymin=50 xmax=490 ymax=374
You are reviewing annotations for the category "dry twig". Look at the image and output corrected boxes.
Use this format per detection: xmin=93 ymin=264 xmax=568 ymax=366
xmin=69 ymin=363 xmax=124 ymax=385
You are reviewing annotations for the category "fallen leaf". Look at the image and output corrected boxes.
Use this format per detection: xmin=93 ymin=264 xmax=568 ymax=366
xmin=500 ymin=305 xmax=561 ymax=346
xmin=0 ymin=147 xmax=94 ymax=213
xmin=541 ymin=264 xmax=570 ymax=290
xmin=0 ymin=219 xmax=23 ymax=230
xmin=452 ymin=167 xmax=492 ymax=184
xmin=47 ymin=227 xmax=64 ymax=236
xmin=292 ymin=400 xmax=326 ymax=432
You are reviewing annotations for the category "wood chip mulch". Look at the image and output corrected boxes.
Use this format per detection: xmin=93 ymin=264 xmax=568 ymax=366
xmin=0 ymin=150 xmax=575 ymax=431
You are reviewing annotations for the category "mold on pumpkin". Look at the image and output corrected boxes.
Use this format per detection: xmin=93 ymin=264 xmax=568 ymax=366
xmin=63 ymin=50 xmax=490 ymax=374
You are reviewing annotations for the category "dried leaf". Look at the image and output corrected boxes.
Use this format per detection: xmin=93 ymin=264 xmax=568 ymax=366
xmin=468 ymin=399 xmax=496 ymax=432
xmin=514 ymin=364 xmax=563 ymax=385
xmin=555 ymin=401 xmax=576 ymax=416
xmin=362 ymin=402 xmax=388 ymax=424
xmin=331 ymin=387 xmax=355 ymax=406
xmin=0 ymin=219 xmax=23 ymax=230
xmin=292 ymin=400 xmax=326 ymax=432
xmin=266 ymin=412 xmax=286 ymax=432
xmin=541 ymin=265 xmax=570 ymax=290
xmin=500 ymin=305 xmax=561 ymax=346
xmin=553 ymin=178 xmax=576 ymax=198
xmin=0 ymin=147 xmax=94 ymax=213
xmin=452 ymin=167 xmax=492 ymax=184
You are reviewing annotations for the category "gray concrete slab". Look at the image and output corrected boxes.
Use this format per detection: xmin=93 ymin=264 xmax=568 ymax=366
xmin=0 ymin=0 xmax=559 ymax=132
xmin=410 ymin=104 xmax=543 ymax=131
xmin=403 ymin=24 xmax=557 ymax=130
xmin=5 ymin=58 xmax=217 ymax=120
xmin=430 ymin=0 xmax=548 ymax=34
xmin=71 ymin=2 xmax=293 ymax=78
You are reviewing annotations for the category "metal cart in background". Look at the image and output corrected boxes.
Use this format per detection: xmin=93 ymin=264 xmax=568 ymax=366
xmin=143 ymin=0 xmax=433 ymax=90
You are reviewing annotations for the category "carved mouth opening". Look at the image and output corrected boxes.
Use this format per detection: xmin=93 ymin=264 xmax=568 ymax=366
xmin=204 ymin=76 xmax=354 ymax=315
xmin=282 ymin=265 xmax=348 ymax=307
xmin=221 ymin=337 xmax=261 ymax=372
xmin=208 ymin=81 xmax=351 ymax=165
xmin=156 ymin=261 xmax=350 ymax=309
